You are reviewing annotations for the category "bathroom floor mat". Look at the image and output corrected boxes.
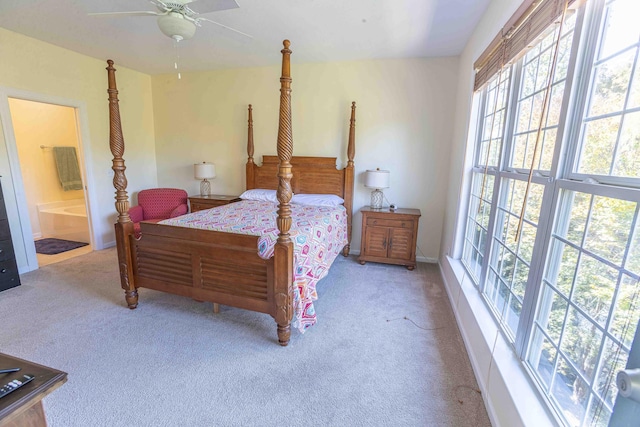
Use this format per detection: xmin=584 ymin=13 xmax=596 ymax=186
xmin=35 ymin=238 xmax=88 ymax=255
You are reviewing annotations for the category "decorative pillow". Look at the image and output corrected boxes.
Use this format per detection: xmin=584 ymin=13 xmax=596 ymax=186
xmin=239 ymin=189 xmax=279 ymax=202
xmin=291 ymin=193 xmax=344 ymax=207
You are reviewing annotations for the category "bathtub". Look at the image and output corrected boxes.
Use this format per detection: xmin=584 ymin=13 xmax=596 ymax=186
xmin=37 ymin=199 xmax=90 ymax=243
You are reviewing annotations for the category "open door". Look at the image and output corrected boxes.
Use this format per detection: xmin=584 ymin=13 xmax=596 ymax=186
xmin=609 ymin=320 xmax=640 ymax=426
xmin=0 ymin=88 xmax=102 ymax=273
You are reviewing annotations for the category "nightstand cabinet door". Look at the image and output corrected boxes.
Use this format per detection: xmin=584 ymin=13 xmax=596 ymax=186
xmin=363 ymin=226 xmax=388 ymax=258
xmin=358 ymin=207 xmax=421 ymax=270
xmin=388 ymin=227 xmax=413 ymax=261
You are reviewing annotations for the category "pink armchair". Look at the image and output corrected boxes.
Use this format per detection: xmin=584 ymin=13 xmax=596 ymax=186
xmin=129 ymin=188 xmax=188 ymax=236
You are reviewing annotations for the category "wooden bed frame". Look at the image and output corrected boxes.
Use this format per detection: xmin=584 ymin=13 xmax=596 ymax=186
xmin=106 ymin=40 xmax=356 ymax=346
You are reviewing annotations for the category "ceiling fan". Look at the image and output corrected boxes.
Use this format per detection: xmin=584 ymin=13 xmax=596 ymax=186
xmin=89 ymin=0 xmax=252 ymax=42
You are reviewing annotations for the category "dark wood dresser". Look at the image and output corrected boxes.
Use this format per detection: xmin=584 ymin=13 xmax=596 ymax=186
xmin=0 ymin=180 xmax=20 ymax=292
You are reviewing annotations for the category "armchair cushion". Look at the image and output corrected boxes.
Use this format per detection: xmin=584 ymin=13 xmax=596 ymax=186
xmin=169 ymin=204 xmax=188 ymax=218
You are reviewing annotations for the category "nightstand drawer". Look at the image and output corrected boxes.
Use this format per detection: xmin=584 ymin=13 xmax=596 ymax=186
xmin=190 ymin=201 xmax=215 ymax=211
xmin=189 ymin=195 xmax=241 ymax=212
xmin=366 ymin=217 xmax=413 ymax=229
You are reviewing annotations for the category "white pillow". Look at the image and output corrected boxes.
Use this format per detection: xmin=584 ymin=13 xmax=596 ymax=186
xmin=239 ymin=189 xmax=278 ymax=202
xmin=291 ymin=193 xmax=344 ymax=207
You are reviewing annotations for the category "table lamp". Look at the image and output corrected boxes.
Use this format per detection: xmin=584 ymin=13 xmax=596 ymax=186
xmin=364 ymin=168 xmax=390 ymax=209
xmin=194 ymin=162 xmax=216 ymax=196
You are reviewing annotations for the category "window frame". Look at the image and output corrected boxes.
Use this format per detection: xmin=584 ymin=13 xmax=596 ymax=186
xmin=458 ymin=0 xmax=640 ymax=424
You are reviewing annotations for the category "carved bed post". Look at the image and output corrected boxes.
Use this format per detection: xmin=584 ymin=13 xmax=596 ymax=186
xmin=106 ymin=60 xmax=137 ymax=309
xmin=246 ymin=104 xmax=255 ymax=189
xmin=343 ymin=101 xmax=356 ymax=257
xmin=273 ymin=40 xmax=295 ymax=346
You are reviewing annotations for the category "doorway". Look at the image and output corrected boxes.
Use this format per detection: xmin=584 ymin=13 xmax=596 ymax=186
xmin=7 ymin=98 xmax=92 ymax=267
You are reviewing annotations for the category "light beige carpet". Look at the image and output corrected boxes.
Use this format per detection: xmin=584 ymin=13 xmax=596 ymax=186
xmin=0 ymin=248 xmax=491 ymax=427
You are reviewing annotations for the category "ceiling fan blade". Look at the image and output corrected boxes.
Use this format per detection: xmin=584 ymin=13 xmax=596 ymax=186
xmin=185 ymin=0 xmax=240 ymax=15
xmin=148 ymin=0 xmax=172 ymax=12
xmin=197 ymin=17 xmax=253 ymax=39
xmin=88 ymin=11 xmax=161 ymax=17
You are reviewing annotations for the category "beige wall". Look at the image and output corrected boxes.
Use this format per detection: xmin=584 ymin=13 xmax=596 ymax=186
xmin=0 ymin=27 xmax=156 ymax=270
xmin=152 ymin=57 xmax=459 ymax=259
xmin=0 ymin=28 xmax=459 ymax=267
xmin=9 ymin=99 xmax=83 ymax=237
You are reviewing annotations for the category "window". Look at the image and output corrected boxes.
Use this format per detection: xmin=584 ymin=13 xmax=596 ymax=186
xmin=462 ymin=72 xmax=509 ymax=283
xmin=460 ymin=0 xmax=640 ymax=425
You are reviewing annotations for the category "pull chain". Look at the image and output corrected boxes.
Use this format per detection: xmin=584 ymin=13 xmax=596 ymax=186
xmin=173 ymin=35 xmax=183 ymax=80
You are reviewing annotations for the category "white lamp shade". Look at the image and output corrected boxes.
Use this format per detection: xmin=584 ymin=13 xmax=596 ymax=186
xmin=364 ymin=169 xmax=390 ymax=189
xmin=194 ymin=162 xmax=216 ymax=179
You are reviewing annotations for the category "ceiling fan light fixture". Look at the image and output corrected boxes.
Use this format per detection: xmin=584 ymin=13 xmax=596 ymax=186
xmin=157 ymin=13 xmax=196 ymax=40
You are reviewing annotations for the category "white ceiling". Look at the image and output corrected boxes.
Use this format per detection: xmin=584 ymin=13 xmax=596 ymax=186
xmin=0 ymin=0 xmax=491 ymax=75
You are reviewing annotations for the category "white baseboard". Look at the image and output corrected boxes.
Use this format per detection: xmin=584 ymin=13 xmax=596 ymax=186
xmin=32 ymin=232 xmax=42 ymax=240
xmin=348 ymin=249 xmax=437 ymax=264
xmin=103 ymin=240 xmax=116 ymax=249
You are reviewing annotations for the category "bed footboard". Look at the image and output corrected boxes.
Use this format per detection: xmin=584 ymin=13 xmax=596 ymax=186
xmin=134 ymin=223 xmax=274 ymax=314
xmin=114 ymin=222 xmax=295 ymax=344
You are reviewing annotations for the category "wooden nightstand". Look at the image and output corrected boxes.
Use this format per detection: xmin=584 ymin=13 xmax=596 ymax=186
xmin=358 ymin=207 xmax=421 ymax=270
xmin=189 ymin=194 xmax=241 ymax=212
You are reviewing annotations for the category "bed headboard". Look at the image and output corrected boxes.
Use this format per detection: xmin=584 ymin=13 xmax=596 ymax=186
xmin=245 ymin=102 xmax=356 ymax=255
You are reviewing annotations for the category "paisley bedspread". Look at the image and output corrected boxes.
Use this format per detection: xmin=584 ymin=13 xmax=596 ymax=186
xmin=160 ymin=200 xmax=348 ymax=332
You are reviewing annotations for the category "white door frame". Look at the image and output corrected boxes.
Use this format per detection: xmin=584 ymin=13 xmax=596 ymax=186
xmin=0 ymin=87 xmax=102 ymax=273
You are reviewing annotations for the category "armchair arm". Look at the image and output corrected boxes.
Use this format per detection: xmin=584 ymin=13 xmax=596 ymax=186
xmin=128 ymin=205 xmax=144 ymax=223
xmin=169 ymin=203 xmax=188 ymax=218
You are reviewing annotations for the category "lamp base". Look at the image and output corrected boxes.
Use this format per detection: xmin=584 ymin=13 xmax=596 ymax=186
xmin=200 ymin=179 xmax=211 ymax=196
xmin=370 ymin=189 xmax=384 ymax=209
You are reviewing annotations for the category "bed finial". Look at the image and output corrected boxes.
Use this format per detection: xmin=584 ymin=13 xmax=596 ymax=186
xmin=247 ymin=104 xmax=254 ymax=164
xmin=281 ymin=40 xmax=292 ymax=82
xmin=275 ymin=39 xmax=294 ymax=346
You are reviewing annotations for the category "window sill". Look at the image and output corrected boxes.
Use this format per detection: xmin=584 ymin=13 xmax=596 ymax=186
xmin=440 ymin=256 xmax=559 ymax=427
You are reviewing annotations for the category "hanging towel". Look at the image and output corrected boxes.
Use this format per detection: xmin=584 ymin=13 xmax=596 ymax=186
xmin=53 ymin=146 xmax=83 ymax=191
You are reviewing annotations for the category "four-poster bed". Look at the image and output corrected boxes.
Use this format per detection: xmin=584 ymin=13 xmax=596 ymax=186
xmin=106 ymin=40 xmax=356 ymax=346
